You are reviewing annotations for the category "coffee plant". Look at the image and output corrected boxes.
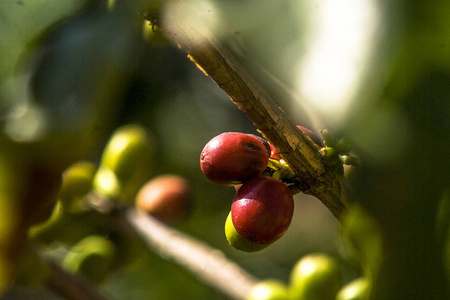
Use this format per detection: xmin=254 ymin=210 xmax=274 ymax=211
xmin=1 ymin=0 xmax=449 ymax=299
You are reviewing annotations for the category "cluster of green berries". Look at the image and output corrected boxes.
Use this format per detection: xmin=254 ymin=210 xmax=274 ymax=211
xmin=25 ymin=124 xmax=191 ymax=286
xmin=246 ymin=253 xmax=370 ymax=300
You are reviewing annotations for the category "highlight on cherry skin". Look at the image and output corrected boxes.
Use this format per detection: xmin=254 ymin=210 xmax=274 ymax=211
xmin=336 ymin=277 xmax=371 ymax=300
xmin=246 ymin=279 xmax=290 ymax=300
xmin=289 ymin=253 xmax=343 ymax=300
xmin=200 ymin=132 xmax=269 ymax=185
xmin=231 ymin=176 xmax=294 ymax=245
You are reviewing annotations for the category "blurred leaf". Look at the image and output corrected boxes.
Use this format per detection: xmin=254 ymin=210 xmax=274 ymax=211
xmin=342 ymin=1 xmax=450 ymax=298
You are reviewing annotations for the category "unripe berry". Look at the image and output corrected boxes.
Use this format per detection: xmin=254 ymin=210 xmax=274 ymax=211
xmin=63 ymin=235 xmax=116 ymax=284
xmin=93 ymin=124 xmax=154 ymax=202
xmin=289 ymin=253 xmax=342 ymax=300
xmin=231 ymin=177 xmax=294 ymax=244
xmin=92 ymin=167 xmax=121 ymax=199
xmin=29 ymin=203 xmax=105 ymax=247
xmin=336 ymin=277 xmax=370 ymax=300
xmin=59 ymin=161 xmax=96 ymax=212
xmin=136 ymin=174 xmax=192 ymax=224
xmin=246 ymin=279 xmax=290 ymax=300
xmin=200 ymin=132 xmax=269 ymax=185
xmin=99 ymin=124 xmax=153 ymax=181
xmin=225 ymin=212 xmax=270 ymax=252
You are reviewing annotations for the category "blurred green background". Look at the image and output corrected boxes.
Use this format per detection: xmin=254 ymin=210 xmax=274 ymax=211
xmin=1 ymin=0 xmax=449 ymax=299
xmin=0 ymin=1 xmax=342 ymax=299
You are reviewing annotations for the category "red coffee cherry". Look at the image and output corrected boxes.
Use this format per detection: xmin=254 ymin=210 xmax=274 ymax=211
xmin=200 ymin=132 xmax=269 ymax=185
xmin=231 ymin=176 xmax=294 ymax=244
xmin=269 ymin=143 xmax=281 ymax=160
xmin=136 ymin=174 xmax=192 ymax=224
xmin=249 ymin=134 xmax=271 ymax=157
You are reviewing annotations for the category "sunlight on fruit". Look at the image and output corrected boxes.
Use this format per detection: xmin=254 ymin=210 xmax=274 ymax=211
xmin=247 ymin=280 xmax=289 ymax=300
xmin=298 ymin=259 xmax=317 ymax=277
xmin=93 ymin=168 xmax=121 ymax=199
xmin=336 ymin=277 xmax=370 ymax=300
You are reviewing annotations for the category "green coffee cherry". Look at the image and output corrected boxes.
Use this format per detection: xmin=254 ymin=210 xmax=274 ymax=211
xmin=99 ymin=124 xmax=151 ymax=179
xmin=93 ymin=124 xmax=154 ymax=203
xmin=289 ymin=253 xmax=342 ymax=300
xmin=92 ymin=167 xmax=122 ymax=199
xmin=59 ymin=161 xmax=96 ymax=212
xmin=29 ymin=207 xmax=105 ymax=247
xmin=247 ymin=279 xmax=291 ymax=300
xmin=225 ymin=212 xmax=270 ymax=252
xmin=63 ymin=235 xmax=116 ymax=284
xmin=335 ymin=277 xmax=370 ymax=300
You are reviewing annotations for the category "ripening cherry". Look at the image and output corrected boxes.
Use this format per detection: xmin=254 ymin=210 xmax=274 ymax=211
xmin=200 ymin=132 xmax=269 ymax=185
xmin=231 ymin=176 xmax=294 ymax=244
xmin=136 ymin=174 xmax=192 ymax=224
xmin=225 ymin=211 xmax=270 ymax=252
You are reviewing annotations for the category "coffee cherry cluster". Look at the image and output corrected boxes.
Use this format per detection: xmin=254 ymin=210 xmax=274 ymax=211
xmin=245 ymin=253 xmax=365 ymax=300
xmin=28 ymin=124 xmax=193 ymax=286
xmin=200 ymin=130 xmax=325 ymax=252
